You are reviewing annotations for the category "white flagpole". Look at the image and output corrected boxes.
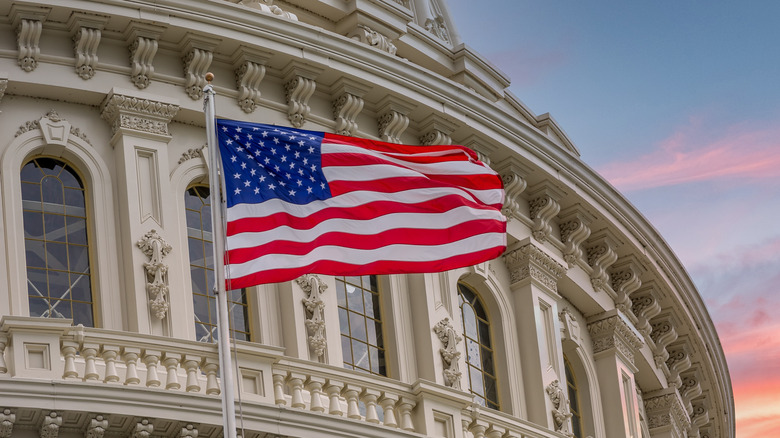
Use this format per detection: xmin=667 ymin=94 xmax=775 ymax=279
xmin=203 ymin=73 xmax=238 ymax=438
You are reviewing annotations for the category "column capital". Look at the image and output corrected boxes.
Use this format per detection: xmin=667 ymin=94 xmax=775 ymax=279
xmin=587 ymin=309 xmax=643 ymax=370
xmin=504 ymin=239 xmax=566 ymax=294
xmin=100 ymin=88 xmax=180 ymax=141
xmin=643 ymin=388 xmax=691 ymax=437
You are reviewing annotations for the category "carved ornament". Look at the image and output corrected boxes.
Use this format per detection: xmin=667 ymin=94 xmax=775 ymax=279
xmin=100 ymin=93 xmax=180 ymax=137
xmin=136 ymin=229 xmax=173 ymax=320
xmin=0 ymin=409 xmax=15 ymax=438
xmin=610 ymin=256 xmax=644 ymax=314
xmin=545 ymin=380 xmax=572 ymax=435
xmin=179 ymin=145 xmax=206 ymax=164
xmin=297 ymin=274 xmax=328 ymax=357
xmin=332 ymin=93 xmax=364 ymax=136
xmin=644 ymin=391 xmax=690 ymax=435
xmin=126 ymin=22 xmax=165 ymax=89
xmin=69 ymin=14 xmax=108 ymax=80
xmin=630 ymin=286 xmax=662 ymax=337
xmin=527 ymin=182 xmax=565 ymax=242
xmin=587 ymin=312 xmax=643 ymax=367
xmin=348 ymin=25 xmax=397 ymax=55
xmin=39 ymin=412 xmax=61 ymax=438
xmin=238 ymin=0 xmax=299 ymax=20
xmin=11 ymin=5 xmax=50 ymax=73
xmin=504 ymin=242 xmax=566 ymax=293
xmin=585 ymin=230 xmax=619 ymax=292
xmin=284 ymin=76 xmax=316 ymax=128
xmin=495 ymin=157 xmax=530 ymax=220
xmin=85 ymin=415 xmax=108 ymax=438
xmin=132 ymin=419 xmax=154 ymax=438
xmin=433 ymin=317 xmax=462 ymax=389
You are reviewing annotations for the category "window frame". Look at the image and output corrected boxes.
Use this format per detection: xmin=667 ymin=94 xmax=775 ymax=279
xmin=336 ymin=275 xmax=388 ymax=377
xmin=458 ymin=281 xmax=500 ymax=410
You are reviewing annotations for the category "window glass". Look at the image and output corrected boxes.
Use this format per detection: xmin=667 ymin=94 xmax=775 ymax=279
xmin=458 ymin=283 xmax=499 ymax=409
xmin=22 ymin=158 xmax=94 ymax=326
xmin=185 ymin=185 xmax=250 ymax=342
xmin=565 ymin=356 xmax=584 ymax=438
xmin=336 ymin=275 xmax=386 ymax=376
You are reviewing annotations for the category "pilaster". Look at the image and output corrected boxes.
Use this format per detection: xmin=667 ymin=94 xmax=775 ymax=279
xmin=503 ymin=239 xmax=567 ymax=429
xmin=100 ymin=88 xmax=180 ymax=337
xmin=587 ymin=310 xmax=645 ymax=438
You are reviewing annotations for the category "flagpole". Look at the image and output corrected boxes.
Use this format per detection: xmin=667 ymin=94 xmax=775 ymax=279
xmin=203 ymin=73 xmax=238 ymax=438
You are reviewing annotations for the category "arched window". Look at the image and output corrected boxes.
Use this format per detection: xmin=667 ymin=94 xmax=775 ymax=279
xmin=21 ymin=157 xmax=94 ymax=326
xmin=336 ymin=275 xmax=386 ymax=376
xmin=185 ymin=185 xmax=250 ymax=342
xmin=458 ymin=282 xmax=499 ymax=409
xmin=565 ymin=355 xmax=584 ymax=438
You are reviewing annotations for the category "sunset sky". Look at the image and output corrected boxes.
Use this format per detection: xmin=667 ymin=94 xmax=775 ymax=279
xmin=448 ymin=1 xmax=780 ymax=436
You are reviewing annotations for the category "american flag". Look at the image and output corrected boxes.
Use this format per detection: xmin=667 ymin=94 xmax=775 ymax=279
xmin=217 ymin=119 xmax=506 ymax=287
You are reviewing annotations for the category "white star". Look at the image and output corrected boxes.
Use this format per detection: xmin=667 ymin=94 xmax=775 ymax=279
xmin=233 ymin=172 xmax=241 ymax=179
xmin=254 ymin=187 xmax=260 ymax=194
xmin=288 ymin=135 xmax=296 ymax=140
xmin=270 ymin=148 xmax=277 ymax=155
xmin=274 ymin=165 xmax=281 ymax=172
xmin=234 ymin=187 xmax=241 ymax=195
xmin=303 ymin=158 xmax=308 ymax=165
xmin=259 ymin=175 xmax=266 ymax=182
xmin=285 ymin=144 xmax=291 ymax=151
xmin=296 ymin=179 xmax=303 ymax=187
xmin=231 ymin=155 xmax=237 ymax=162
xmin=262 ymin=131 xmax=268 ymax=137
xmin=240 ymin=162 xmax=247 ymax=169
xmin=307 ymin=186 xmax=313 ymax=194
xmin=298 ymin=140 xmax=305 ymax=146
xmin=310 ymin=165 xmax=317 ymax=171
xmin=268 ymin=183 xmax=276 ymax=190
xmin=236 ymin=127 xmax=242 ymax=132
xmin=285 ymin=173 xmax=292 ymax=179
xmin=250 ymin=168 xmax=256 ymax=176
xmin=273 ymin=138 xmax=280 ymax=144
xmin=221 ymin=126 xmax=228 ymax=132
xmin=247 ymin=134 xmax=253 ymax=140
xmin=244 ymin=180 xmax=251 ymax=187
xmin=281 ymin=156 xmax=287 ymax=162
xmin=308 ymin=146 xmax=315 ymax=153
xmin=298 ymin=169 xmax=304 ymax=176
xmin=289 ymin=189 xmax=296 ymax=196
xmin=226 ymin=139 xmax=233 ymax=145
xmin=294 ymin=151 xmax=301 ymax=158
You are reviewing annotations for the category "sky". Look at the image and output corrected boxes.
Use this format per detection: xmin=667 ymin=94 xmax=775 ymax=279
xmin=446 ymin=1 xmax=780 ymax=436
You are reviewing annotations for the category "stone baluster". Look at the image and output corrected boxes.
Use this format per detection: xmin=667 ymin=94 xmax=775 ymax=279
xmin=122 ymin=347 xmax=141 ymax=385
xmin=143 ymin=350 xmax=161 ymax=387
xmin=183 ymin=355 xmax=201 ymax=393
xmin=102 ymin=346 xmax=120 ymax=383
xmin=342 ymin=385 xmax=362 ymax=420
xmin=325 ymin=380 xmax=344 ymax=416
xmin=305 ymin=376 xmax=326 ymax=412
xmin=272 ymin=371 xmax=287 ymax=405
xmin=379 ymin=393 xmax=399 ymax=428
xmin=468 ymin=419 xmax=489 ymax=438
xmin=287 ymin=373 xmax=306 ymax=408
xmin=486 ymin=425 xmax=506 ymax=438
xmin=82 ymin=343 xmax=100 ymax=381
xmin=62 ymin=341 xmax=79 ymax=379
xmin=361 ymin=388 xmax=381 ymax=424
xmin=162 ymin=353 xmax=181 ymax=390
xmin=396 ymin=397 xmax=416 ymax=432
xmin=202 ymin=359 xmax=220 ymax=395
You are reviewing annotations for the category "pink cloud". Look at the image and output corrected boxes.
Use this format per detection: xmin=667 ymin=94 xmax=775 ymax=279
xmin=597 ymin=116 xmax=780 ymax=191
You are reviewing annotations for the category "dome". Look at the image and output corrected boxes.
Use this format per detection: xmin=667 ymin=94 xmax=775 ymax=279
xmin=0 ymin=1 xmax=733 ymax=438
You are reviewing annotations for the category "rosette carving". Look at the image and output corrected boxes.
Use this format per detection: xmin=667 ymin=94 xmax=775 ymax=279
xmin=433 ymin=317 xmax=462 ymax=389
xmin=137 ymin=229 xmax=173 ymax=320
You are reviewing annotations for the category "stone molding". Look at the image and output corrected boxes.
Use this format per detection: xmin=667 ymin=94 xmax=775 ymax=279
xmin=39 ymin=411 xmax=61 ymax=438
xmin=100 ymin=90 xmax=180 ymax=138
xmin=587 ymin=311 xmax=643 ymax=368
xmin=131 ymin=419 xmax=153 ymax=438
xmin=296 ymin=274 xmax=328 ymax=358
xmin=644 ymin=390 xmax=690 ymax=437
xmin=504 ymin=241 xmax=566 ymax=293
xmin=136 ymin=229 xmax=173 ymax=320
xmin=10 ymin=5 xmax=50 ymax=73
xmin=84 ymin=415 xmax=107 ymax=438
xmin=433 ymin=317 xmax=462 ymax=389
xmin=558 ymin=205 xmax=594 ymax=268
xmin=178 ymin=145 xmax=206 ymax=164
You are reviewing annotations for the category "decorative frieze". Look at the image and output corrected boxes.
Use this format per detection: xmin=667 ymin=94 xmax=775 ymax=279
xmin=10 ymin=5 xmax=50 ymax=72
xmin=504 ymin=241 xmax=566 ymax=293
xmin=178 ymin=145 xmax=206 ymax=164
xmin=644 ymin=390 xmax=690 ymax=437
xmin=126 ymin=22 xmax=165 ymax=89
xmin=585 ymin=229 xmax=620 ymax=292
xmin=558 ymin=205 xmax=594 ymax=268
xmin=545 ymin=380 xmax=572 ymax=434
xmin=609 ymin=256 xmax=644 ymax=314
xmin=296 ymin=274 xmax=328 ymax=358
xmin=39 ymin=412 xmax=61 ymax=438
xmin=0 ymin=409 xmax=15 ymax=438
xmin=527 ymin=182 xmax=565 ymax=242
xmin=136 ymin=229 xmax=173 ymax=320
xmin=433 ymin=317 xmax=462 ymax=389
xmin=348 ymin=25 xmax=397 ymax=55
xmin=587 ymin=311 xmax=644 ymax=368
xmin=495 ymin=157 xmax=531 ymax=220
xmin=232 ymin=47 xmax=270 ymax=113
xmin=100 ymin=90 xmax=180 ymax=138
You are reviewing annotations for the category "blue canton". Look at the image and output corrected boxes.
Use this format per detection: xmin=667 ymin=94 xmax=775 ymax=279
xmin=217 ymin=120 xmax=332 ymax=207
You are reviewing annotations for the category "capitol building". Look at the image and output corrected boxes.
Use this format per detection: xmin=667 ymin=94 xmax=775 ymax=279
xmin=0 ymin=1 xmax=733 ymax=438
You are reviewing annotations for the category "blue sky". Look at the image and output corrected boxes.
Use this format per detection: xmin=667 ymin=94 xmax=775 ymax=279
xmin=447 ymin=1 xmax=780 ymax=435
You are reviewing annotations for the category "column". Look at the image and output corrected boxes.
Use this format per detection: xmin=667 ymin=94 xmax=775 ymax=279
xmin=100 ymin=88 xmax=180 ymax=336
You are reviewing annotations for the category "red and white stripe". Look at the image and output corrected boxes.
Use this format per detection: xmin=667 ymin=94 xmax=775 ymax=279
xmin=224 ymin=134 xmax=506 ymax=287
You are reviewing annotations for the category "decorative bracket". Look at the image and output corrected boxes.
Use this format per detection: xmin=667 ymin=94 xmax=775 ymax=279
xmin=10 ymin=5 xmax=50 ymax=73
xmin=126 ymin=22 xmax=165 ymax=89
xmin=495 ymin=157 xmax=531 ymax=220
xmin=283 ymin=62 xmax=321 ymax=128
xmin=630 ymin=284 xmax=662 ymax=337
xmin=131 ymin=419 xmax=154 ymax=438
xmin=433 ymin=317 xmax=462 ymax=389
xmin=136 ymin=229 xmax=173 ymax=320
xmin=0 ymin=409 xmax=15 ymax=438
xmin=418 ymin=114 xmax=456 ymax=146
xmin=331 ymin=78 xmax=369 ymax=136
xmin=85 ymin=415 xmax=108 ymax=438
xmin=527 ymin=181 xmax=565 ymax=242
xmin=39 ymin=412 xmax=61 ymax=438
xmin=232 ymin=47 xmax=270 ymax=113
xmin=180 ymin=34 xmax=218 ymax=100
xmin=665 ymin=341 xmax=692 ymax=389
xmin=609 ymin=256 xmax=644 ymax=315
xmin=585 ymin=229 xmax=620 ymax=292
xmin=377 ymin=97 xmax=412 ymax=144
xmin=649 ymin=314 xmax=678 ymax=368
xmin=296 ymin=274 xmax=328 ymax=358
xmin=558 ymin=205 xmax=594 ymax=268
xmin=68 ymin=13 xmax=109 ymax=80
